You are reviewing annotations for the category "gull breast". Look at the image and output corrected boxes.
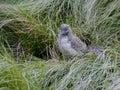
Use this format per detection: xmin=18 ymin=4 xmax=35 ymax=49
xmin=60 ymin=36 xmax=79 ymax=56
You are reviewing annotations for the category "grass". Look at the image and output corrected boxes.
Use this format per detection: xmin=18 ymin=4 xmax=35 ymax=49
xmin=0 ymin=47 xmax=120 ymax=90
xmin=0 ymin=0 xmax=120 ymax=90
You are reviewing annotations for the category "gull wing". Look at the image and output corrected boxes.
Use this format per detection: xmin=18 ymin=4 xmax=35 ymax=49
xmin=70 ymin=35 xmax=88 ymax=53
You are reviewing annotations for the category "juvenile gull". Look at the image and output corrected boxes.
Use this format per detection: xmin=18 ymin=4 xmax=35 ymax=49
xmin=57 ymin=24 xmax=88 ymax=57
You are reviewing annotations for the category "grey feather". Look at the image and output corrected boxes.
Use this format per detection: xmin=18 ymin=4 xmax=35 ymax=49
xmin=57 ymin=24 xmax=87 ymax=57
xmin=57 ymin=24 xmax=105 ymax=58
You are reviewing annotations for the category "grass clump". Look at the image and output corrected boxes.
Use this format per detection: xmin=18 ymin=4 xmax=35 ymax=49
xmin=0 ymin=47 xmax=120 ymax=90
xmin=0 ymin=0 xmax=120 ymax=59
xmin=0 ymin=0 xmax=120 ymax=58
xmin=0 ymin=0 xmax=120 ymax=90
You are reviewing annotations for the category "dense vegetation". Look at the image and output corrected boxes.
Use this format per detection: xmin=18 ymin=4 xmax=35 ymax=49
xmin=0 ymin=0 xmax=120 ymax=90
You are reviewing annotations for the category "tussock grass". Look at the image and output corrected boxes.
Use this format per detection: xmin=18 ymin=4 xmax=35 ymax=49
xmin=0 ymin=47 xmax=119 ymax=90
xmin=0 ymin=0 xmax=120 ymax=58
xmin=0 ymin=0 xmax=120 ymax=90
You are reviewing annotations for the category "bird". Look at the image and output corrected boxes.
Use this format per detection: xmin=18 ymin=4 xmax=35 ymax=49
xmin=57 ymin=24 xmax=105 ymax=59
xmin=57 ymin=24 xmax=88 ymax=57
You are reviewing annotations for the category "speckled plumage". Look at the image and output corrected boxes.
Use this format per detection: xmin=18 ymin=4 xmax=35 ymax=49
xmin=57 ymin=24 xmax=88 ymax=57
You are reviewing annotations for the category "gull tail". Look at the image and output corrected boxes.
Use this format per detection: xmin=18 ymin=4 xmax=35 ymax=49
xmin=89 ymin=45 xmax=105 ymax=59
